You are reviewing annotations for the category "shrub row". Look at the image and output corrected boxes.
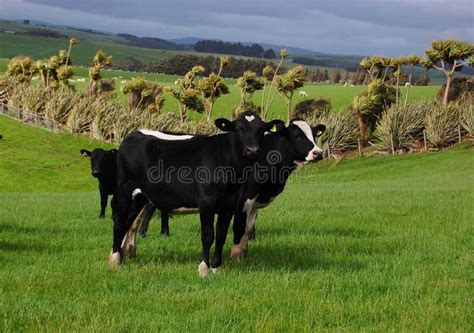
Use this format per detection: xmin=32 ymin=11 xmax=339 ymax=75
xmin=5 ymin=80 xmax=218 ymax=143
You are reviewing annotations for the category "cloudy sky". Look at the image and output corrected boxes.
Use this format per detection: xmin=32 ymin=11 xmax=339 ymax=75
xmin=1 ymin=0 xmax=473 ymax=55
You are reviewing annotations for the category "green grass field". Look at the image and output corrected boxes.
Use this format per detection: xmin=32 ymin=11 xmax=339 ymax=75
xmin=1 ymin=113 xmax=472 ymax=331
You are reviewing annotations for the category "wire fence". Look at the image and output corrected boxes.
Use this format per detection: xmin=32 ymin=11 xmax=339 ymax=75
xmin=0 ymin=102 xmax=58 ymax=132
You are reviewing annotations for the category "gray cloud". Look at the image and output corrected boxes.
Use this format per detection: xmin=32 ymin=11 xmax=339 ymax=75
xmin=2 ymin=0 xmax=473 ymax=55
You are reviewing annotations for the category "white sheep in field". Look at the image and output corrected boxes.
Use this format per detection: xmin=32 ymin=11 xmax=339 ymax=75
xmin=76 ymin=78 xmax=86 ymax=82
xmin=69 ymin=79 xmax=76 ymax=83
xmin=405 ymin=82 xmax=412 ymax=87
xmin=121 ymin=80 xmax=127 ymax=84
xmin=350 ymin=84 xmax=355 ymax=87
xmin=299 ymin=91 xmax=308 ymax=98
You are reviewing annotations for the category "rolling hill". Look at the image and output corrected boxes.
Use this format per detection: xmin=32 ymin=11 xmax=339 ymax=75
xmin=0 ymin=19 xmax=464 ymax=84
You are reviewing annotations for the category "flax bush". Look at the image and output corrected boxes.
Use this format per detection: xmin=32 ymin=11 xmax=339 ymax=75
xmin=9 ymin=83 xmax=48 ymax=115
xmin=375 ymin=102 xmax=427 ymax=150
xmin=425 ymin=102 xmax=463 ymax=148
xmin=315 ymin=111 xmax=359 ymax=156
xmin=44 ymin=89 xmax=82 ymax=125
xmin=459 ymin=98 xmax=473 ymax=138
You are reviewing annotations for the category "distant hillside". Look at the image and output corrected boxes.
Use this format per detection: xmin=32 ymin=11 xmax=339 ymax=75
xmin=117 ymin=33 xmax=185 ymax=51
xmin=168 ymin=37 xmax=205 ymax=45
xmin=168 ymin=36 xmax=322 ymax=55
xmin=0 ymin=19 xmax=468 ymax=83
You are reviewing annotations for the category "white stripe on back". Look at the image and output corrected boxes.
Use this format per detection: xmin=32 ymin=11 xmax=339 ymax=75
xmin=140 ymin=129 xmax=194 ymax=141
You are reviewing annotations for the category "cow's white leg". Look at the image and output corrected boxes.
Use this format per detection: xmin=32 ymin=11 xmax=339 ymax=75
xmin=242 ymin=208 xmax=258 ymax=256
xmin=121 ymin=205 xmax=148 ymax=261
xmin=231 ymin=198 xmax=256 ymax=261
xmin=231 ymin=234 xmax=249 ymax=262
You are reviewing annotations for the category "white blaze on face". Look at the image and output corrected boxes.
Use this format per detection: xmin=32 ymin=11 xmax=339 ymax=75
xmin=132 ymin=189 xmax=142 ymax=199
xmin=292 ymin=120 xmax=323 ymax=161
xmin=139 ymin=129 xmax=194 ymax=140
xmin=245 ymin=115 xmax=255 ymax=122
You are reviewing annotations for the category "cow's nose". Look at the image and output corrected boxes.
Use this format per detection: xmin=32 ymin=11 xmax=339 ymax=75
xmin=92 ymin=170 xmax=99 ymax=177
xmin=313 ymin=150 xmax=323 ymax=160
xmin=244 ymin=146 xmax=260 ymax=156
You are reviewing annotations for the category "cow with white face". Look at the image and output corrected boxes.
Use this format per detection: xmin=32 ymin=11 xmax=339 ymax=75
xmin=230 ymin=119 xmax=326 ymax=261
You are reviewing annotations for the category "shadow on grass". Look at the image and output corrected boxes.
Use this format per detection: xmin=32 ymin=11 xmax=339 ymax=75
xmin=0 ymin=223 xmax=62 ymax=235
xmin=258 ymin=225 xmax=381 ymax=239
xmin=126 ymin=235 xmax=402 ymax=273
xmin=235 ymin=242 xmax=367 ymax=273
xmin=0 ymin=240 xmax=55 ymax=252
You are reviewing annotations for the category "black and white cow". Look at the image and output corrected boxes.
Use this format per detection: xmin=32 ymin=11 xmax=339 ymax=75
xmin=81 ymin=148 xmax=118 ymax=219
xmin=122 ymin=119 xmax=325 ymax=266
xmin=230 ymin=119 xmax=326 ymax=260
xmin=110 ymin=112 xmax=283 ymax=276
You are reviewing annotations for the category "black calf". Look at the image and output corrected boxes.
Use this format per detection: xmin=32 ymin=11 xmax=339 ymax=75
xmin=81 ymin=148 xmax=117 ymax=219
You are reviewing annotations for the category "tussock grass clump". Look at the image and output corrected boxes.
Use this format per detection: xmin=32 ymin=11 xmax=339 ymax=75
xmin=459 ymin=98 xmax=474 ymax=138
xmin=425 ymin=102 xmax=463 ymax=148
xmin=376 ymin=102 xmax=427 ymax=150
xmin=315 ymin=111 xmax=359 ymax=156
xmin=9 ymin=83 xmax=48 ymax=115
xmin=44 ymin=89 xmax=82 ymax=124
xmin=66 ymin=96 xmax=96 ymax=134
xmin=91 ymin=97 xmax=128 ymax=141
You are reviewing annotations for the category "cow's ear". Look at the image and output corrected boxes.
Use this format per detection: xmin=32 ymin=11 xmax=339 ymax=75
xmin=81 ymin=149 xmax=91 ymax=157
xmin=312 ymin=124 xmax=326 ymax=137
xmin=264 ymin=119 xmax=286 ymax=133
xmin=215 ymin=118 xmax=235 ymax=132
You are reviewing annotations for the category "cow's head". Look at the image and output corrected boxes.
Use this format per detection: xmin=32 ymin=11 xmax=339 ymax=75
xmin=80 ymin=148 xmax=117 ymax=178
xmin=215 ymin=112 xmax=285 ymax=159
xmin=285 ymin=119 xmax=325 ymax=162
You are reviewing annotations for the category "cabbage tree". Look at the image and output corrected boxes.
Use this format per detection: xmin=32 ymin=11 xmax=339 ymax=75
xmin=422 ymin=39 xmax=474 ymax=105
xmin=275 ymin=65 xmax=306 ymax=123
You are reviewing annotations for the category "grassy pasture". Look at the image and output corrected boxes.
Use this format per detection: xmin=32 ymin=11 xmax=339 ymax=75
xmin=0 ymin=114 xmax=472 ymax=331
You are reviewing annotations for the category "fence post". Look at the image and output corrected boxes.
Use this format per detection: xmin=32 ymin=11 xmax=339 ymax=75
xmin=357 ymin=138 xmax=362 ymax=157
xmin=327 ymin=145 xmax=331 ymax=160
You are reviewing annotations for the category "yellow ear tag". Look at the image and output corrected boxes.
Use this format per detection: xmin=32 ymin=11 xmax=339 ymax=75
xmin=270 ymin=124 xmax=277 ymax=132
xmin=316 ymin=131 xmax=322 ymax=136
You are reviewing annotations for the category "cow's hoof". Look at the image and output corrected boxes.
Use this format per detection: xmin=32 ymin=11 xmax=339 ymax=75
xmin=230 ymin=244 xmax=243 ymax=262
xmin=211 ymin=266 xmax=220 ymax=274
xmin=109 ymin=251 xmax=122 ymax=268
xmin=198 ymin=261 xmax=210 ymax=277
